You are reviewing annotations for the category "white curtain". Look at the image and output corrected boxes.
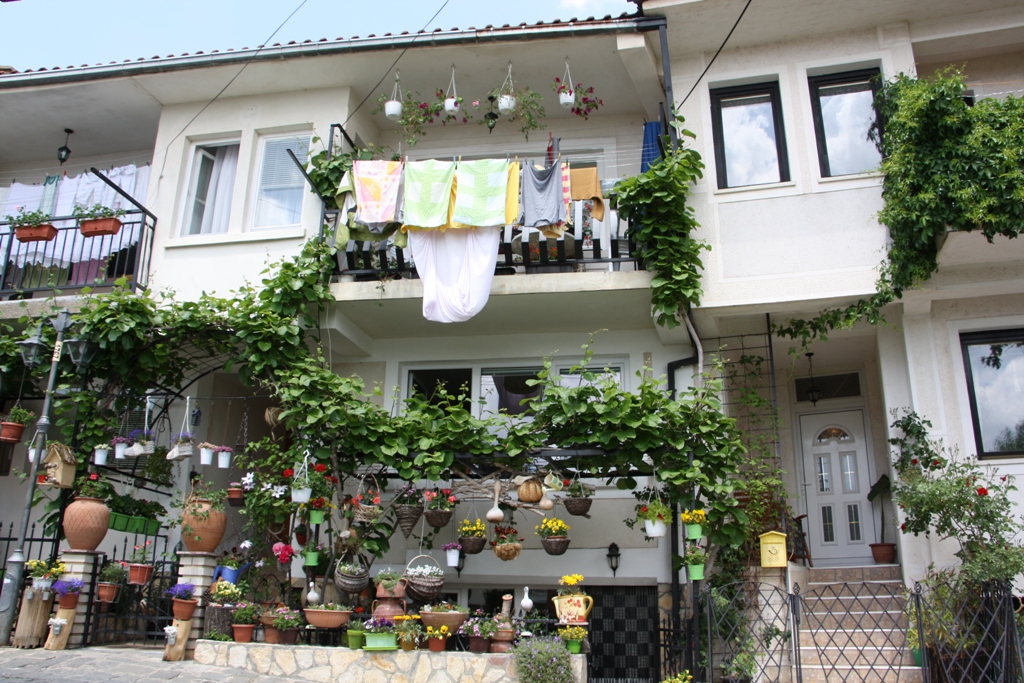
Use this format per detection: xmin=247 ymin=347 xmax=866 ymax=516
xmin=199 ymin=145 xmax=238 ymax=235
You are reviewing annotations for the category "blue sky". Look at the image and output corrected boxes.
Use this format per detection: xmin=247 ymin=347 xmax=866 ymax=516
xmin=1 ymin=0 xmax=634 ymax=71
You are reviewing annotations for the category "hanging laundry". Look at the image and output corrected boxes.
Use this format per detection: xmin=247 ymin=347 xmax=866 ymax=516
xmin=409 ymin=226 xmax=500 ymax=323
xmin=403 ymin=160 xmax=456 ymax=230
xmin=569 ymin=166 xmax=605 ymax=221
xmin=641 ymin=121 xmax=663 ymax=173
xmin=505 ymin=161 xmax=521 ymax=226
xmin=353 ymin=160 xmax=403 ymax=228
xmin=522 ymin=161 xmax=564 ymax=235
xmin=561 ymin=162 xmax=572 ymax=225
xmin=452 ymin=159 xmax=508 ymax=228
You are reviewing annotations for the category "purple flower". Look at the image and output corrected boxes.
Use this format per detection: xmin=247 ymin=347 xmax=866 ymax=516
xmin=53 ymin=579 xmax=84 ymax=596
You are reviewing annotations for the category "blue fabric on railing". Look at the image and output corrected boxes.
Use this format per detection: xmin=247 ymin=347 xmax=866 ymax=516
xmin=641 ymin=121 xmax=663 ymax=173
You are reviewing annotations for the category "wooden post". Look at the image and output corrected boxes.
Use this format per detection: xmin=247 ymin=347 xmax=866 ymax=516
xmin=162 ymin=618 xmax=192 ymax=661
xmin=176 ymin=551 xmax=219 ymax=658
xmin=12 ymin=589 xmax=55 ymax=648
xmin=43 ymin=606 xmax=77 ymax=650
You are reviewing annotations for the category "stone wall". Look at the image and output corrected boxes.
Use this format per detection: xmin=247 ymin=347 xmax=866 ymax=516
xmin=193 ymin=641 xmax=588 ymax=683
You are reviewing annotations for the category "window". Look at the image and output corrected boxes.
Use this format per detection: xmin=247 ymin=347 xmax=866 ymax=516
xmin=252 ymin=134 xmax=310 ymax=229
xmin=408 ymin=368 xmax=471 ymax=407
xmin=481 ymin=368 xmax=543 ymax=416
xmin=710 ymin=81 xmax=790 ymax=189
xmin=961 ymin=329 xmax=1024 ymax=457
xmin=808 ymin=69 xmax=882 ymax=177
xmin=182 ymin=142 xmax=239 ymax=235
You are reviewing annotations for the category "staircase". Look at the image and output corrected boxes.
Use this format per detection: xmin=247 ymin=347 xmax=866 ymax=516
xmin=797 ymin=565 xmax=922 ymax=683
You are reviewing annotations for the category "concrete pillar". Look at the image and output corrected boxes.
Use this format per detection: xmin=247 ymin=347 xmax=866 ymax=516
xmin=58 ymin=550 xmax=102 ymax=647
xmin=176 ymin=551 xmax=219 ymax=657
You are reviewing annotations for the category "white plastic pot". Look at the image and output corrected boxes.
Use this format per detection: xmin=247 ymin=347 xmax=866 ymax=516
xmin=291 ymin=486 xmax=312 ymax=504
xmin=446 ymin=548 xmax=461 ymax=567
xmin=644 ymin=519 xmax=667 ymax=538
xmin=199 ymin=448 xmax=214 ymax=466
xmin=444 ymin=97 xmax=459 ymax=114
xmin=218 ymin=451 xmax=232 ymax=469
xmin=94 ymin=448 xmax=109 ymax=466
xmin=384 ymin=100 xmax=403 ymax=121
xmin=559 ymin=91 xmax=575 ymax=108
xmin=498 ymin=95 xmax=517 ymax=114
xmin=114 ymin=442 xmax=128 ymax=460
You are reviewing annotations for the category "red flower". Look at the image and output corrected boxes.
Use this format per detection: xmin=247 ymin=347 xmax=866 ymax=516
xmin=441 ymin=489 xmax=451 ymax=495
xmin=563 ymin=479 xmax=571 ymax=486
xmin=640 ymin=505 xmax=648 ymax=514
xmin=901 ymin=522 xmax=906 ymax=531
xmin=977 ymin=487 xmax=989 ymax=496
xmin=314 ymin=464 xmax=327 ymax=473
xmin=1001 ymin=476 xmax=1008 ymax=482
xmin=327 ymin=475 xmax=339 ymax=485
xmin=89 ymin=473 xmax=98 ymax=480
xmin=283 ymin=468 xmax=294 ymax=478
xmin=911 ymin=458 xmax=919 ymax=465
xmin=932 ymin=460 xmax=940 ymax=466
xmin=312 ymin=497 xmax=325 ymax=509
xmin=354 ymin=606 xmax=365 ymax=614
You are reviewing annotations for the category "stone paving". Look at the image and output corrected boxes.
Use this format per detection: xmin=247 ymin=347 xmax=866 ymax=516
xmin=0 ymin=646 xmax=308 ymax=683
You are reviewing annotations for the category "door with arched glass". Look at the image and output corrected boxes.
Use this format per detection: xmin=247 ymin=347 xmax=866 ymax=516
xmin=799 ymin=410 xmax=876 ymax=565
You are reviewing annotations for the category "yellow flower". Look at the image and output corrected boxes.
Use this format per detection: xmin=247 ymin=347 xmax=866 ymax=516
xmin=559 ymin=573 xmax=584 ymax=587
xmin=680 ymin=509 xmax=707 ymax=525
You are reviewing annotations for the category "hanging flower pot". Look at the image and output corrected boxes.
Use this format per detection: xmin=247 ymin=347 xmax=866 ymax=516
xmin=96 ymin=582 xmax=120 ymax=603
xmin=446 ymin=548 xmax=460 ymax=567
xmin=308 ymin=509 xmax=325 ymax=526
xmin=644 ymin=519 xmax=667 ymax=538
xmin=94 ymin=447 xmax=109 ymax=466
xmin=394 ymin=503 xmax=423 ymax=538
xmin=686 ymin=524 xmax=704 ymax=540
xmin=128 ymin=563 xmax=154 ymax=586
xmin=460 ymin=536 xmax=486 ymax=554
xmin=559 ymin=91 xmax=575 ymax=108
xmin=304 ymin=551 xmax=320 ymax=567
xmin=385 ymin=100 xmax=403 ymax=120
xmin=0 ymin=421 xmax=26 ymax=443
xmin=15 ymin=224 xmax=58 ymax=243
xmin=217 ymin=447 xmax=232 ymax=469
xmin=424 ymin=509 xmax=452 ymax=528
xmin=199 ymin=447 xmax=214 ymax=466
xmin=541 ymin=536 xmax=571 ymax=556
xmin=445 ymin=98 xmax=459 ymax=114
xmin=113 ymin=441 xmax=129 ymax=459
xmin=227 ymin=486 xmax=244 ymax=507
xmin=498 ymin=95 xmax=517 ymax=114
xmin=291 ymin=487 xmax=312 ymax=504
xmin=687 ymin=563 xmax=705 ymax=581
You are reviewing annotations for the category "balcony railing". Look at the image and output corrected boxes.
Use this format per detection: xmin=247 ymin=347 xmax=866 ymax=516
xmin=0 ymin=168 xmax=155 ymax=298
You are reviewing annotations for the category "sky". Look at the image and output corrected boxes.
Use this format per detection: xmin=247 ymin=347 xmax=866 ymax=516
xmin=1 ymin=0 xmax=635 ymax=72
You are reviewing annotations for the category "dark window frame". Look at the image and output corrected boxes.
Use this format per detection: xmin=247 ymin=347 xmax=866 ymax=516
xmin=960 ymin=328 xmax=1024 ymax=459
xmin=710 ymin=81 xmax=790 ymax=189
xmin=807 ymin=68 xmax=882 ymax=178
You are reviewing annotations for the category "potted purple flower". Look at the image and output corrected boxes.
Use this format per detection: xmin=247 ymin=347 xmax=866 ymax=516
xmin=53 ymin=579 xmax=84 ymax=609
xmin=166 ymin=582 xmax=198 ymax=620
xmin=442 ymin=541 xmax=462 ymax=568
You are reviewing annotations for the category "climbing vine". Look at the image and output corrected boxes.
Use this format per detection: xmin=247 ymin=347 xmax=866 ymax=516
xmin=775 ymin=70 xmax=1024 ymax=347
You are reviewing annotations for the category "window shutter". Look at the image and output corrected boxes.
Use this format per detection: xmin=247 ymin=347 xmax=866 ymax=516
xmin=259 ymin=137 xmax=309 ymax=191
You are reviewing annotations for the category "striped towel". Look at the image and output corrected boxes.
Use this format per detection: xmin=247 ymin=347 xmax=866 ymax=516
xmin=402 ymin=160 xmax=456 ymax=230
xmin=353 ymin=160 xmax=403 ymax=226
xmin=452 ymin=159 xmax=509 ymax=228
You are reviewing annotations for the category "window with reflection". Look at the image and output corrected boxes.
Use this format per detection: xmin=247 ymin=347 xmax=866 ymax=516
xmin=961 ymin=329 xmax=1024 ymax=457
xmin=808 ymin=69 xmax=882 ymax=177
xmin=710 ymin=81 xmax=790 ymax=189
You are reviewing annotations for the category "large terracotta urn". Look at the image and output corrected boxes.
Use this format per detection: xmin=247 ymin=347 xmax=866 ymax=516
xmin=63 ymin=496 xmax=110 ymax=551
xmin=181 ymin=498 xmax=227 ymax=553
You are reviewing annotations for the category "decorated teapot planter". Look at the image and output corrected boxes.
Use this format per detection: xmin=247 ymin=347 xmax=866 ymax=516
xmin=553 ymin=594 xmax=594 ymax=624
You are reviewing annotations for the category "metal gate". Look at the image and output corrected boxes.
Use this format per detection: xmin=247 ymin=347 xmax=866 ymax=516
xmin=588 ymin=585 xmax=660 ymax=683
xmin=705 ymin=581 xmax=792 ymax=683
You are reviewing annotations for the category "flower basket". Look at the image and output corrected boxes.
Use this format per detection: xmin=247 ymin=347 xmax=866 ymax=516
xmin=334 ymin=556 xmax=370 ymax=594
xmin=403 ymin=554 xmax=445 ymax=603
xmin=177 ymin=441 xmax=193 ymax=457
xmin=563 ymin=497 xmax=592 ymax=516
xmin=459 ymin=536 xmax=486 ymax=555
xmin=79 ymin=217 xmax=122 ymax=237
xmin=128 ymin=563 xmax=154 ymax=586
xmin=493 ymin=542 xmax=522 ymax=561
xmin=304 ymin=608 xmax=351 ymax=629
xmin=423 ymin=509 xmax=452 ymax=528
xmin=395 ymin=503 xmax=423 ymax=538
xmin=353 ymin=473 xmax=381 ymax=523
xmin=15 ymin=224 xmax=58 ymax=243
xmin=541 ymin=536 xmax=571 ymax=556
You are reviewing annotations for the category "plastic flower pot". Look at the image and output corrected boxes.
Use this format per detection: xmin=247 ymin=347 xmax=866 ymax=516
xmin=0 ymin=421 xmax=26 ymax=443
xmin=291 ymin=487 xmax=312 ymax=504
xmin=218 ymin=451 xmax=231 ymax=469
xmin=644 ymin=519 xmax=667 ymax=538
xmin=469 ymin=636 xmax=490 ymax=653
xmin=199 ymin=448 xmax=214 ymax=466
xmin=428 ymin=637 xmax=447 ymax=652
xmin=304 ymin=551 xmax=319 ymax=567
xmin=308 ymin=509 xmax=325 ymax=525
xmin=232 ymin=624 xmax=255 ymax=643
xmin=444 ymin=97 xmax=459 ymax=114
xmin=687 ymin=563 xmax=705 ymax=581
xmin=347 ymin=629 xmax=364 ymax=649
xmin=559 ymin=91 xmax=575 ymax=108
xmin=686 ymin=524 xmax=704 ymax=540
xmin=227 ymin=487 xmax=244 ymax=507
xmin=498 ymin=95 xmax=516 ymax=114
xmin=446 ymin=548 xmax=460 ymax=567
xmin=94 ymin=448 xmax=109 ymax=466
xmin=364 ymin=632 xmax=397 ymax=648
xmin=567 ymin=638 xmax=582 ymax=654
xmin=79 ymin=217 xmax=122 ymax=237
xmin=96 ymin=582 xmax=120 ymax=603
xmin=57 ymin=593 xmax=80 ymax=610
xmin=385 ymin=100 xmax=403 ymax=120
xmin=128 ymin=563 xmax=154 ymax=586
xmin=114 ymin=442 xmax=128 ymax=459
xmin=15 ymin=224 xmax=57 ymax=242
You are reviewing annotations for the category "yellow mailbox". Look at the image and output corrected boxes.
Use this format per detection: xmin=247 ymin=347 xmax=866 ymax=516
xmin=759 ymin=530 xmax=787 ymax=568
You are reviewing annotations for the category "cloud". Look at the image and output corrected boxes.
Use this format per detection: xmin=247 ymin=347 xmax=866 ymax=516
xmin=820 ymin=89 xmax=880 ymax=175
xmin=559 ymin=0 xmax=624 ymax=12
xmin=721 ymin=99 xmax=781 ymax=186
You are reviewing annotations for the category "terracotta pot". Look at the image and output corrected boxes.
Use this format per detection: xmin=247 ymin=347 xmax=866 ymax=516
xmin=128 ymin=563 xmax=154 ymax=586
xmin=400 ymin=638 xmax=417 ymax=651
xmin=870 ymin=542 xmax=897 ymax=564
xmin=172 ymin=598 xmax=198 ymax=621
xmin=304 ymin=609 xmax=351 ymax=629
xmin=58 ymin=593 xmax=80 ymax=609
xmin=264 ymin=625 xmax=281 ymax=644
xmin=232 ymin=624 xmax=255 ymax=643
xmin=15 ymin=224 xmax=57 ymax=242
xmin=63 ymin=497 xmax=110 ymax=551
xmin=371 ymin=596 xmax=407 ymax=620
xmin=469 ymin=636 xmax=490 ymax=653
xmin=96 ymin=582 xmax=120 ymax=603
xmin=279 ymin=628 xmax=299 ymax=645
xmin=419 ymin=611 xmax=468 ymax=633
xmin=0 ymin=421 xmax=26 ymax=443
xmin=181 ymin=499 xmax=227 ymax=553
xmin=375 ymin=579 xmax=407 ymax=600
xmin=428 ymin=636 xmax=447 ymax=652
xmin=79 ymin=217 xmax=122 ymax=237
xmin=227 ymin=488 xmax=244 ymax=508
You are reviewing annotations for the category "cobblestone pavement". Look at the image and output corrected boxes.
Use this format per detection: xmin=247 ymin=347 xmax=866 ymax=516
xmin=0 ymin=646 xmax=307 ymax=683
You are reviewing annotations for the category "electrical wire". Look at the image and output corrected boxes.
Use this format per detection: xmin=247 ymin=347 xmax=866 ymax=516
xmin=676 ymin=0 xmax=753 ymax=108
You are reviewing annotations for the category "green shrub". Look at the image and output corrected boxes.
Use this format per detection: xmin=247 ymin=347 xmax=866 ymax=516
xmin=512 ymin=637 xmax=573 ymax=683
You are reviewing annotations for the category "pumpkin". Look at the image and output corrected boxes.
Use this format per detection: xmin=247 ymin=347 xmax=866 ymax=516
xmin=517 ymin=478 xmax=544 ymax=504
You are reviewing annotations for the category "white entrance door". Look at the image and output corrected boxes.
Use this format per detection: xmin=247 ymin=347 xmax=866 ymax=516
xmin=799 ymin=410 xmax=876 ymax=565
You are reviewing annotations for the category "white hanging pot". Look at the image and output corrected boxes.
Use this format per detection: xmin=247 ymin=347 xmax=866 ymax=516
xmin=114 ymin=442 xmax=128 ymax=460
xmin=560 ymin=91 xmax=575 ymax=108
xmin=166 ymin=632 xmax=176 ymax=645
xmin=446 ymin=548 xmax=461 ymax=567
xmin=498 ymin=95 xmax=517 ymax=115
xmin=444 ymin=97 xmax=459 ymax=114
xmin=94 ymin=448 xmax=108 ymax=466
xmin=291 ymin=486 xmax=312 ymax=504
xmin=644 ymin=519 xmax=667 ymax=538
xmin=218 ymin=451 xmax=231 ymax=469
xmin=384 ymin=100 xmax=403 ymax=121
xmin=200 ymin=448 xmax=214 ymax=466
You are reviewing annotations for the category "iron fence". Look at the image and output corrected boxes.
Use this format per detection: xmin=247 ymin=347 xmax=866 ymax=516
xmin=704 ymin=581 xmax=793 ymax=683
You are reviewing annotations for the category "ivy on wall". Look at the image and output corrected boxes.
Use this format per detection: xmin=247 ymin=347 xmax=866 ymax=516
xmin=775 ymin=71 xmax=1024 ymax=347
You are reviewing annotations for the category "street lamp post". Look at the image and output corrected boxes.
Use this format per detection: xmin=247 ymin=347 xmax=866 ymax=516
xmin=0 ymin=310 xmax=77 ymax=645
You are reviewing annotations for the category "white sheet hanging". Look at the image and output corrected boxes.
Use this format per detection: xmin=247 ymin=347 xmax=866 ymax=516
xmin=409 ymin=226 xmax=500 ymax=323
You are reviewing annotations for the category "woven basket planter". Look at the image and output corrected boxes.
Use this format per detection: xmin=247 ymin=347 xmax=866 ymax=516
xmin=563 ymin=497 xmax=593 ymax=516
xmin=541 ymin=536 xmax=571 ymax=556
xmin=423 ymin=509 xmax=452 ymax=529
xmin=459 ymin=536 xmax=487 ymax=555
xmin=352 ymin=473 xmax=382 ymax=524
xmin=395 ymin=504 xmax=423 ymax=538
xmin=404 ymin=554 xmax=445 ymax=603
xmin=493 ymin=542 xmax=522 ymax=562
xmin=334 ymin=558 xmax=370 ymax=594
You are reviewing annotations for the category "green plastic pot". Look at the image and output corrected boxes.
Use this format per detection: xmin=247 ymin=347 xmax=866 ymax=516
xmin=685 ymin=524 xmax=704 ymax=540
xmin=304 ymin=551 xmax=319 ymax=567
xmin=364 ymin=632 xmax=397 ymax=649
xmin=687 ymin=563 xmax=705 ymax=581
xmin=567 ymin=639 xmax=582 ymax=654
xmin=109 ymin=513 xmax=130 ymax=531
xmin=127 ymin=516 xmax=144 ymax=533
xmin=143 ymin=519 xmax=161 ymax=536
xmin=347 ymin=630 xmax=364 ymax=649
xmin=308 ymin=510 xmax=325 ymax=525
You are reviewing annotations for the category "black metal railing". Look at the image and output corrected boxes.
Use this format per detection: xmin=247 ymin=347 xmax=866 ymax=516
xmin=0 ymin=519 xmax=60 ymax=580
xmin=704 ymin=581 xmax=793 ymax=683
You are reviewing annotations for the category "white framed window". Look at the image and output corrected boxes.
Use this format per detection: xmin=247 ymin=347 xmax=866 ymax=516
xmin=251 ymin=133 xmax=310 ymax=230
xmin=181 ymin=141 xmax=239 ymax=236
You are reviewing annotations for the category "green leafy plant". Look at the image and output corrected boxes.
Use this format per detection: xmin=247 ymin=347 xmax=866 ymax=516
xmin=373 ymin=569 xmax=402 ymax=591
xmin=231 ymin=602 xmax=260 ymax=625
xmin=512 ymin=636 xmax=574 ymax=683
xmin=5 ymin=406 xmax=34 ymax=425
xmin=4 ymin=207 xmax=50 ymax=227
xmin=204 ymin=631 xmax=233 ymax=642
xmin=75 ymin=473 xmax=114 ymax=500
xmin=684 ymin=545 xmax=707 ymax=565
xmin=72 ymin=204 xmax=126 ymax=221
xmin=99 ymin=562 xmax=127 ymax=583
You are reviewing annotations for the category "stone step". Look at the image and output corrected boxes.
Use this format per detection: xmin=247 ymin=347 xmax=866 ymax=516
xmin=799 ymin=644 xmax=918 ymax=668
xmin=807 ymin=565 xmax=902 ymax=583
xmin=801 ymin=580 xmax=906 ymax=601
xmin=801 ymin=593 xmax=908 ymax=614
xmin=801 ymin=611 xmax=909 ymax=630
xmin=800 ymin=664 xmax=922 ymax=683
xmin=802 ymin=628 xmax=909 ymax=649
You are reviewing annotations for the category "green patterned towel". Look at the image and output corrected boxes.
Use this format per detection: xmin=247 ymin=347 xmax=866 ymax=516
xmin=403 ymin=160 xmax=455 ymax=229
xmin=452 ymin=159 xmax=509 ymax=227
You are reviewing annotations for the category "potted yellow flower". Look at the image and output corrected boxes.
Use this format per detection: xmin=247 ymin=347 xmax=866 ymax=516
xmin=680 ymin=509 xmax=707 ymax=540
xmin=535 ymin=517 xmax=571 ymax=556
xmin=458 ymin=518 xmax=487 ymax=554
xmin=553 ymin=573 xmax=593 ymax=624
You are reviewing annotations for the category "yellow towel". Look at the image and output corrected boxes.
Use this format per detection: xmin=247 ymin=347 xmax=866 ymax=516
xmin=505 ymin=161 xmax=520 ymax=225
xmin=569 ymin=166 xmax=605 ymax=222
